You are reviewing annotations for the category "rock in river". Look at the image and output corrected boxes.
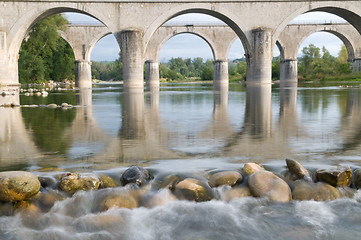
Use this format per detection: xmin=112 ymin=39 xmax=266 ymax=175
xmin=174 ymin=178 xmax=213 ymax=202
xmin=285 ymin=158 xmax=311 ymax=181
xmin=352 ymin=168 xmax=361 ymax=189
xmin=0 ymin=171 xmax=41 ymax=202
xmin=208 ymin=171 xmax=243 ymax=188
xmin=316 ymin=166 xmax=352 ymax=187
xmin=121 ymin=166 xmax=151 ymax=186
xmin=243 ymin=163 xmax=264 ymax=175
xmin=59 ymin=173 xmax=101 ymax=194
xmin=292 ymin=180 xmax=340 ymax=201
xmin=248 ymin=171 xmax=292 ymax=202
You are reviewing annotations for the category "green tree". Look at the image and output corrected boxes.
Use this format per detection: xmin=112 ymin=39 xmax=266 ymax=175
xmin=18 ymin=14 xmax=75 ymax=83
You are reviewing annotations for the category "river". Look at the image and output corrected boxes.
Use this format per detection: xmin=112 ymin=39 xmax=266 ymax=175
xmin=0 ymin=82 xmax=361 ymax=239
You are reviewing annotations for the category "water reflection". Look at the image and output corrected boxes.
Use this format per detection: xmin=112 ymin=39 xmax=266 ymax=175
xmin=2 ymin=84 xmax=361 ymax=169
xmin=0 ymin=88 xmax=38 ymax=169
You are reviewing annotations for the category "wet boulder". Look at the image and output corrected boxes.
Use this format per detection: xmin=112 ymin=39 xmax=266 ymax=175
xmin=243 ymin=163 xmax=264 ymax=175
xmin=152 ymin=174 xmax=179 ymax=191
xmin=292 ymin=181 xmax=340 ymax=201
xmin=316 ymin=166 xmax=352 ymax=187
xmin=248 ymin=171 xmax=292 ymax=202
xmin=208 ymin=171 xmax=243 ymax=188
xmin=98 ymin=174 xmax=118 ymax=188
xmin=174 ymin=178 xmax=213 ymax=202
xmin=98 ymin=192 xmax=138 ymax=211
xmin=0 ymin=171 xmax=41 ymax=202
xmin=352 ymin=168 xmax=361 ymax=189
xmin=223 ymin=186 xmax=251 ymax=202
xmin=121 ymin=166 xmax=151 ymax=186
xmin=285 ymin=158 xmax=311 ymax=181
xmin=59 ymin=173 xmax=102 ymax=194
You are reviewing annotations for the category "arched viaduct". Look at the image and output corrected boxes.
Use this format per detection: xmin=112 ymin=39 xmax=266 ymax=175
xmin=2 ymin=0 xmax=361 ymax=88
xmin=60 ymin=22 xmax=361 ymax=87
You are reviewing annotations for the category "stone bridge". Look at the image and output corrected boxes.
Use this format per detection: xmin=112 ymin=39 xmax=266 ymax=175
xmin=60 ymin=22 xmax=361 ymax=87
xmin=2 ymin=0 xmax=361 ymax=88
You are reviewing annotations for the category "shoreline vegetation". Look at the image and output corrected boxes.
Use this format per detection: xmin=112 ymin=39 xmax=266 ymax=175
xmin=17 ymin=14 xmax=360 ymax=85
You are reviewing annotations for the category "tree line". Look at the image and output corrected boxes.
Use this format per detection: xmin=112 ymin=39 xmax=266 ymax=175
xmin=18 ymin=14 xmax=356 ymax=84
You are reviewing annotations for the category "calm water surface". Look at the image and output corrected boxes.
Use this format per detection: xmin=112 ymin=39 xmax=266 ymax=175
xmin=1 ymin=82 xmax=361 ymax=239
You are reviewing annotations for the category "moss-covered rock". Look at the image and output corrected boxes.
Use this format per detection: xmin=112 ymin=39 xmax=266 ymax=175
xmin=59 ymin=173 xmax=101 ymax=194
xmin=98 ymin=174 xmax=118 ymax=188
xmin=0 ymin=171 xmax=41 ymax=202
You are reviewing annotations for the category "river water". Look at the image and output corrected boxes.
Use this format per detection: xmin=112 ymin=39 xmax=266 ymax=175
xmin=1 ymin=82 xmax=361 ymax=239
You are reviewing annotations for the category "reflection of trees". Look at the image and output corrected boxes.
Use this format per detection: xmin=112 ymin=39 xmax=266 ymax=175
xmin=298 ymin=88 xmax=336 ymax=114
xmin=338 ymin=89 xmax=361 ymax=152
xmin=21 ymin=106 xmax=76 ymax=154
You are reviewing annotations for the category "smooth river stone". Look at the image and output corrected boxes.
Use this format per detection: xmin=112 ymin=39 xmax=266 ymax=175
xmin=0 ymin=171 xmax=41 ymax=202
xmin=59 ymin=173 xmax=101 ymax=194
xmin=243 ymin=163 xmax=264 ymax=175
xmin=223 ymin=186 xmax=251 ymax=202
xmin=248 ymin=171 xmax=292 ymax=202
xmin=174 ymin=178 xmax=213 ymax=202
xmin=121 ymin=166 xmax=151 ymax=186
xmin=285 ymin=158 xmax=312 ymax=181
xmin=292 ymin=181 xmax=340 ymax=201
xmin=208 ymin=171 xmax=243 ymax=188
xmin=316 ymin=166 xmax=352 ymax=187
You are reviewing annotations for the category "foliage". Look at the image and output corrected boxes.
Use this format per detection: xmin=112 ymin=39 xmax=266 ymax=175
xmin=92 ymin=56 xmax=123 ymax=81
xmin=229 ymin=58 xmax=247 ymax=81
xmin=19 ymin=14 xmax=75 ymax=83
xmin=158 ymin=57 xmax=214 ymax=81
xmin=298 ymin=44 xmax=352 ymax=80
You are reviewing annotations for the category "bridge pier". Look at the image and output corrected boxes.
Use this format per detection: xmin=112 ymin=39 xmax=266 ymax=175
xmin=145 ymin=60 xmax=160 ymax=88
xmin=213 ymin=60 xmax=229 ymax=88
xmin=351 ymin=58 xmax=361 ymax=72
xmin=247 ymin=28 xmax=273 ymax=84
xmin=75 ymin=60 xmax=92 ymax=88
xmin=119 ymin=30 xmax=144 ymax=89
xmin=280 ymin=59 xmax=298 ymax=82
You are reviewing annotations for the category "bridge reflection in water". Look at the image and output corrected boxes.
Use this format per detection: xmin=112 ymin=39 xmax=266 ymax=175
xmin=1 ymin=83 xmax=361 ymax=170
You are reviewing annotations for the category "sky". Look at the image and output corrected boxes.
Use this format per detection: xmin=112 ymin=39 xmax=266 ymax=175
xmin=64 ymin=12 xmax=346 ymax=62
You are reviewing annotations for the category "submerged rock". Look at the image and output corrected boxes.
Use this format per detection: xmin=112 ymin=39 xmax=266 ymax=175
xmin=152 ymin=174 xmax=179 ymax=191
xmin=292 ymin=181 xmax=340 ymax=201
xmin=98 ymin=192 xmax=138 ymax=211
xmin=0 ymin=171 xmax=41 ymax=202
xmin=98 ymin=174 xmax=118 ymax=188
xmin=352 ymin=168 xmax=361 ymax=189
xmin=316 ymin=166 xmax=352 ymax=187
xmin=248 ymin=171 xmax=292 ymax=202
xmin=223 ymin=186 xmax=251 ymax=202
xmin=208 ymin=171 xmax=243 ymax=188
xmin=243 ymin=163 xmax=264 ymax=175
xmin=59 ymin=173 xmax=101 ymax=194
xmin=174 ymin=178 xmax=213 ymax=202
xmin=121 ymin=166 xmax=151 ymax=186
xmin=285 ymin=158 xmax=311 ymax=181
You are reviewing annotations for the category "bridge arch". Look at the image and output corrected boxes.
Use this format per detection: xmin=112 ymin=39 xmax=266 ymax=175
xmin=276 ymin=22 xmax=361 ymax=81
xmin=147 ymin=29 xmax=217 ymax=61
xmin=274 ymin=4 xmax=361 ymax=46
xmin=7 ymin=6 xmax=112 ymax=85
xmin=144 ymin=5 xmax=250 ymax=58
